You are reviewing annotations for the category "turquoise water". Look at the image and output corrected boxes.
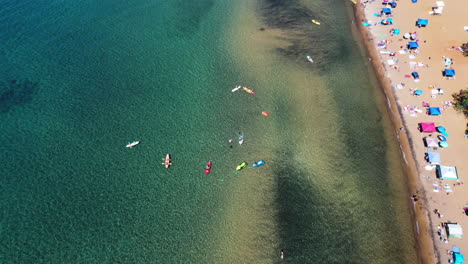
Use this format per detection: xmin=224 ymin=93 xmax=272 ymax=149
xmin=0 ymin=0 xmax=417 ymax=263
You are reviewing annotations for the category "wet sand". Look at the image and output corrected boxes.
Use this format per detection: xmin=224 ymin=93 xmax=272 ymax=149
xmin=354 ymin=0 xmax=468 ymax=262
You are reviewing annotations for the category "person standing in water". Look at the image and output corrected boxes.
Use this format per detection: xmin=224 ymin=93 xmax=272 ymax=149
xmin=280 ymin=249 xmax=284 ymax=260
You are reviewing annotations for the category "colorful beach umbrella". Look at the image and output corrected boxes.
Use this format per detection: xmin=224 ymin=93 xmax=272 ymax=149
xmin=438 ymin=135 xmax=447 ymax=142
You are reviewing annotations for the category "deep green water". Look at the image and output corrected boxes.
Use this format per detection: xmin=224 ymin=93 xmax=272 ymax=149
xmin=0 ymin=0 xmax=418 ymax=263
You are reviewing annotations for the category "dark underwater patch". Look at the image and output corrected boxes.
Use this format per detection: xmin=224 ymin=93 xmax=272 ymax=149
xmin=0 ymin=79 xmax=39 ymax=113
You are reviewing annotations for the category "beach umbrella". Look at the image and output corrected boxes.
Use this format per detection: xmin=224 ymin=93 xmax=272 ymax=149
xmin=438 ymin=135 xmax=447 ymax=142
xmin=437 ymin=126 xmax=450 ymax=136
xmin=414 ymin=89 xmax=423 ymax=96
xmin=412 ymin=72 xmax=420 ymax=80
xmin=404 ymin=33 xmax=411 ymax=39
xmin=393 ymin=28 xmax=400 ymax=35
xmin=439 ymin=141 xmax=449 ymax=148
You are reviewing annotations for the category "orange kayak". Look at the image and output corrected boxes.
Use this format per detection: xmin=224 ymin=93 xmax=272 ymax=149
xmin=243 ymin=87 xmax=256 ymax=94
xmin=262 ymin=111 xmax=270 ymax=116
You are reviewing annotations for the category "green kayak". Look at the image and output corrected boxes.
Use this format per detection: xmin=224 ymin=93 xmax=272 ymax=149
xmin=236 ymin=162 xmax=247 ymax=171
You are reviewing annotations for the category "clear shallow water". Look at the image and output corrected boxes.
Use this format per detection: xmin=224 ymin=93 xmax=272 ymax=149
xmin=0 ymin=0 xmax=417 ymax=263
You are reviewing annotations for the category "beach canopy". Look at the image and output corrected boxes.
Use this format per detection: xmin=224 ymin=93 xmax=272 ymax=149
xmin=424 ymin=137 xmax=439 ymax=147
xmin=417 ymin=18 xmax=429 ymax=26
xmin=382 ymin=8 xmax=392 ymax=14
xmin=436 ymin=165 xmax=459 ymax=180
xmin=420 ymin=122 xmax=436 ymax=132
xmin=454 ymin=253 xmax=465 ymax=264
xmin=444 ymin=69 xmax=456 ymax=76
xmin=446 ymin=223 xmax=463 ymax=239
xmin=412 ymin=72 xmax=420 ymax=79
xmin=408 ymin=41 xmax=419 ymax=49
xmin=429 ymin=107 xmax=441 ymax=115
xmin=427 ymin=152 xmax=441 ymax=164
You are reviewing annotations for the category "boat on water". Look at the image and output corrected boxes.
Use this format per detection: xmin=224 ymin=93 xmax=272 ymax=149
xmin=242 ymin=87 xmax=256 ymax=94
xmin=232 ymin=85 xmax=242 ymax=92
xmin=252 ymin=160 xmax=265 ymax=167
xmin=306 ymin=56 xmax=314 ymax=63
xmin=236 ymin=162 xmax=247 ymax=171
xmin=204 ymin=161 xmax=212 ymax=174
xmin=126 ymin=141 xmax=140 ymax=148
xmin=312 ymin=19 xmax=321 ymax=25
xmin=262 ymin=111 xmax=270 ymax=117
xmin=163 ymin=154 xmax=172 ymax=168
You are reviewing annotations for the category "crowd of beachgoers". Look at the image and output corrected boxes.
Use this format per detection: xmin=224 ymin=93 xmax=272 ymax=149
xmin=357 ymin=0 xmax=468 ymax=262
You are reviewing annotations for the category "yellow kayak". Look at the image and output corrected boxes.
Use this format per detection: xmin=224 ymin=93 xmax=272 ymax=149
xmin=242 ymin=87 xmax=256 ymax=94
xmin=312 ymin=19 xmax=321 ymax=25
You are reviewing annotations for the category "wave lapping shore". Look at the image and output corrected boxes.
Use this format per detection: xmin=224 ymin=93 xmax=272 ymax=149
xmin=355 ymin=0 xmax=468 ymax=262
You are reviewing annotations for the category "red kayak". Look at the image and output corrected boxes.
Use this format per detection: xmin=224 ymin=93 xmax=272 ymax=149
xmin=205 ymin=161 xmax=212 ymax=174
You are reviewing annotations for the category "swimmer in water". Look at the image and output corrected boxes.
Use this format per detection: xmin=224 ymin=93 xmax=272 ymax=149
xmin=280 ymin=249 xmax=284 ymax=259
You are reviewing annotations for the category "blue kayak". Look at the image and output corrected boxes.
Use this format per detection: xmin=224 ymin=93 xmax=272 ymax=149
xmin=252 ymin=160 xmax=265 ymax=167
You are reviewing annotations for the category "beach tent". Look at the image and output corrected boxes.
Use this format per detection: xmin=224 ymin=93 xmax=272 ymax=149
xmin=439 ymin=141 xmax=449 ymax=148
xmin=424 ymin=137 xmax=439 ymax=147
xmin=392 ymin=28 xmax=401 ymax=35
xmin=380 ymin=18 xmax=394 ymax=25
xmin=436 ymin=165 xmax=459 ymax=180
xmin=408 ymin=41 xmax=419 ymax=49
xmin=444 ymin=69 xmax=456 ymax=77
xmin=454 ymin=253 xmax=465 ymax=264
xmin=403 ymin=32 xmax=411 ymax=39
xmin=428 ymin=107 xmax=441 ymax=115
xmin=420 ymin=122 xmax=436 ymax=132
xmin=382 ymin=8 xmax=392 ymax=14
xmin=390 ymin=1 xmax=397 ymax=8
xmin=437 ymin=126 xmax=450 ymax=136
xmin=412 ymin=72 xmax=420 ymax=80
xmin=414 ymin=89 xmax=423 ymax=96
xmin=427 ymin=152 xmax=441 ymax=164
xmin=416 ymin=18 xmax=429 ymax=27
xmin=446 ymin=223 xmax=463 ymax=239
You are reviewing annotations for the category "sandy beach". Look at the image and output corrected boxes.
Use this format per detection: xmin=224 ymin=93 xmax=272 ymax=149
xmin=354 ymin=0 xmax=468 ymax=262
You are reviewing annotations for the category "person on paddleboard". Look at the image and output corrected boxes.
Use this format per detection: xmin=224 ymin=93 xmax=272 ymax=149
xmin=280 ymin=249 xmax=284 ymax=260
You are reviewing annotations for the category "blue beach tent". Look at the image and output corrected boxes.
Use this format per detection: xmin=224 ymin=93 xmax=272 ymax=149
xmin=444 ymin=69 xmax=456 ymax=77
xmin=390 ymin=1 xmax=397 ymax=8
xmin=412 ymin=72 xmax=420 ymax=79
xmin=429 ymin=107 xmax=442 ymax=115
xmin=416 ymin=18 xmax=429 ymax=27
xmin=408 ymin=41 xmax=419 ymax=49
xmin=427 ymin=152 xmax=441 ymax=164
xmin=454 ymin=252 xmax=465 ymax=264
xmin=382 ymin=8 xmax=392 ymax=14
xmin=393 ymin=28 xmax=400 ymax=35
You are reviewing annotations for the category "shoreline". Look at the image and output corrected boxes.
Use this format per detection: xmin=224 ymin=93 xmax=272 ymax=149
xmin=352 ymin=3 xmax=437 ymax=264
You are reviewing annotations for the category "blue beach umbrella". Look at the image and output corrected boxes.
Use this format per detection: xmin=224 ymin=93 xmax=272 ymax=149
xmin=412 ymin=72 xmax=420 ymax=79
xmin=437 ymin=126 xmax=450 ymax=136
xmin=414 ymin=89 xmax=423 ymax=95
xmin=393 ymin=28 xmax=401 ymax=35
xmin=439 ymin=141 xmax=449 ymax=148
